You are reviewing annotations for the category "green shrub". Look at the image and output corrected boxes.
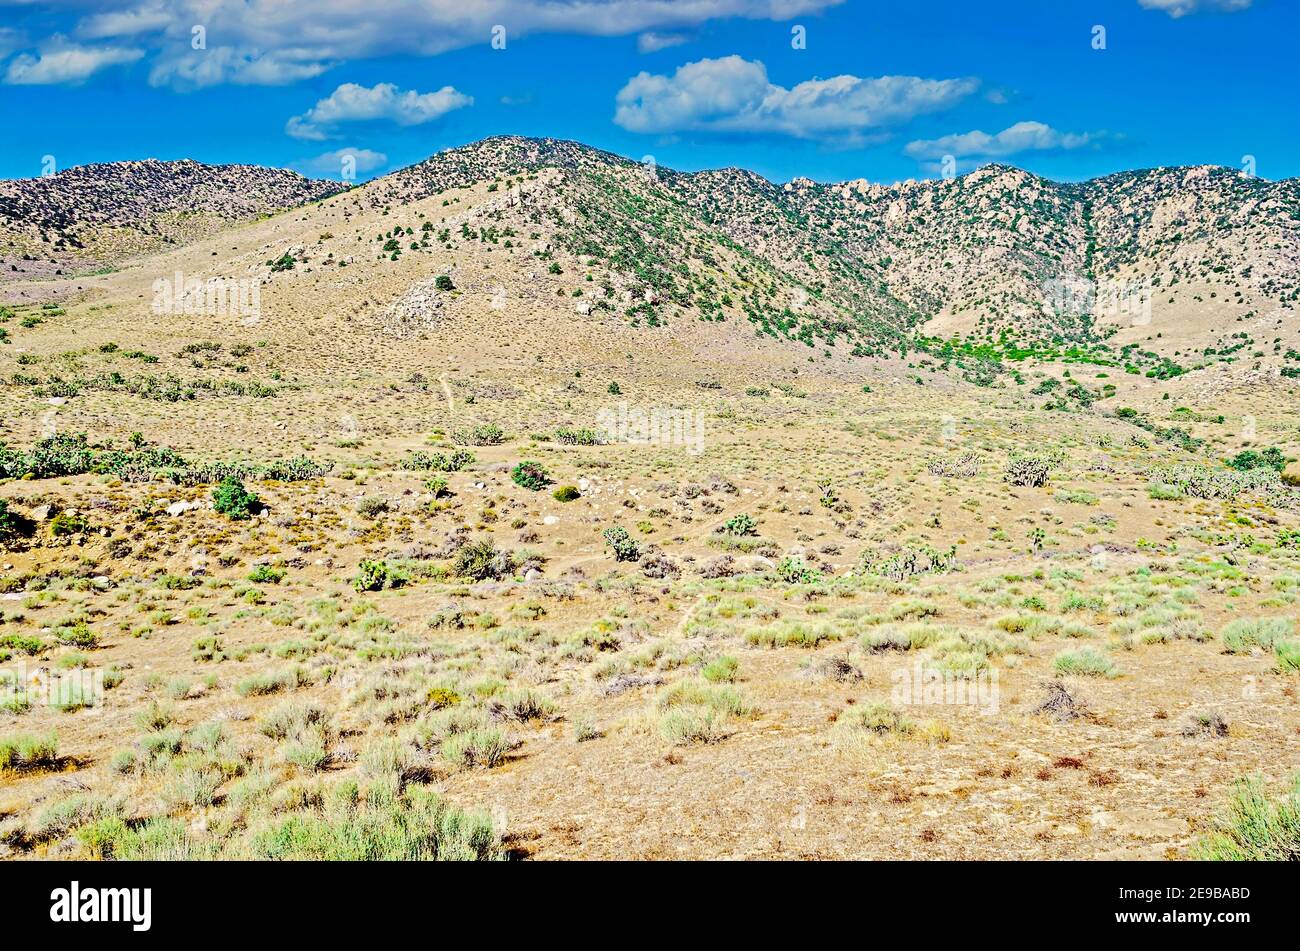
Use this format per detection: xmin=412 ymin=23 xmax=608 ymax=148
xmin=1053 ymin=646 xmax=1118 ymax=678
xmin=776 ymin=556 xmax=821 ymax=584
xmin=1222 ymin=617 xmax=1292 ymax=654
xmin=405 ymin=448 xmax=476 ymax=472
xmin=1226 ymin=447 xmax=1286 ymax=473
xmin=510 ymin=460 xmax=551 ymax=490
xmin=212 ymin=476 xmax=259 ymax=520
xmin=453 ymin=540 xmax=515 ymax=581
xmin=248 ymin=564 xmax=286 ymax=584
xmin=1004 ymin=452 xmax=1059 ymax=488
xmin=1276 ymin=640 xmax=1300 ymax=673
xmin=0 ymin=632 xmax=44 ymax=655
xmin=354 ymin=560 xmax=406 ymax=592
xmin=720 ymin=513 xmax=758 ymax=537
xmin=554 ymin=428 xmax=604 ymax=445
xmin=434 ymin=275 xmax=455 ymax=291
xmin=49 ymin=512 xmax=89 ymax=537
xmin=552 ymin=485 xmax=580 ymax=502
xmin=441 ymin=728 xmax=508 ymax=769
xmin=452 ymin=424 xmax=504 ymax=446
xmin=1192 ymin=774 xmax=1300 ymax=860
xmin=701 ymin=656 xmax=739 ymax=683
xmin=602 ymin=526 xmax=640 ymax=562
xmin=0 ymin=731 xmax=58 ymax=770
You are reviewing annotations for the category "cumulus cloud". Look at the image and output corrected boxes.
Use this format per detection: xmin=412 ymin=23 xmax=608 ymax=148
xmin=297 ymin=147 xmax=389 ymax=178
xmin=905 ymin=121 xmax=1098 ymax=161
xmin=1137 ymin=0 xmax=1252 ymax=16
xmin=55 ymin=0 xmax=842 ymax=89
xmin=286 ymin=82 xmax=473 ymax=140
xmin=614 ymin=55 xmax=977 ymax=143
xmin=4 ymin=37 xmax=143 ymax=85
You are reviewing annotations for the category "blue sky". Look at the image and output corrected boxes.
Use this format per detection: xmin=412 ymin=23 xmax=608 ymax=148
xmin=0 ymin=0 xmax=1295 ymax=185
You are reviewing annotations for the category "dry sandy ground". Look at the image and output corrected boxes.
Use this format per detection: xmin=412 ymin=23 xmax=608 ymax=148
xmin=0 ymin=172 xmax=1296 ymax=860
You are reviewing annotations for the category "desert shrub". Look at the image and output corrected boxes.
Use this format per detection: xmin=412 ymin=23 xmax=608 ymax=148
xmin=452 ymin=424 xmax=504 ymax=446
xmin=212 ymin=476 xmax=259 ymax=520
xmin=1226 ymin=447 xmax=1286 ymax=473
xmin=234 ymin=668 xmax=307 ymax=697
xmin=927 ymin=452 xmax=979 ymax=478
xmin=776 ymin=556 xmax=821 ymax=584
xmin=441 ymin=728 xmax=508 ymax=769
xmin=247 ymin=564 xmax=286 ymax=584
xmin=510 ymin=460 xmax=551 ymax=490
xmin=639 ymin=552 xmax=679 ymax=579
xmin=552 ymin=485 xmax=580 ymax=502
xmin=1192 ymin=774 xmax=1300 ymax=861
xmin=1053 ymin=647 xmax=1118 ymax=678
xmin=602 ymin=526 xmax=640 ymax=562
xmin=251 ymin=785 xmax=501 ymax=860
xmin=658 ymin=708 xmax=722 ymax=745
xmin=53 ymin=620 xmax=98 ymax=648
xmin=0 ymin=731 xmax=58 ymax=770
xmin=192 ymin=635 xmax=226 ymax=663
xmin=746 ymin=621 xmax=839 ymax=649
xmin=701 ymin=656 xmax=738 ymax=683
xmin=356 ymin=496 xmax=390 ymax=518
xmin=404 ymin=448 xmax=476 ymax=472
xmin=1276 ymin=640 xmax=1300 ymax=673
xmin=0 ymin=632 xmax=44 ymax=656
xmin=434 ymin=275 xmax=455 ymax=291
xmin=1146 ymin=464 xmax=1279 ymax=500
xmin=833 ymin=702 xmax=950 ymax=747
xmin=453 ymin=539 xmax=516 ymax=580
xmin=1004 ymin=451 xmax=1060 ymax=488
xmin=720 ymin=513 xmax=758 ymax=537
xmin=860 ymin=544 xmax=956 ymax=581
xmin=49 ymin=512 xmax=89 ymax=537
xmin=554 ymin=428 xmax=604 ymax=445
xmin=699 ymin=555 xmax=735 ymax=578
xmin=1147 ymin=482 xmax=1187 ymax=502
xmin=353 ymin=560 xmax=407 ymax=592
xmin=1222 ymin=617 xmax=1292 ymax=654
xmin=32 ymin=793 xmax=123 ymax=841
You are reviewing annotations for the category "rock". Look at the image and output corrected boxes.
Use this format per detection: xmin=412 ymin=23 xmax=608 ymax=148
xmin=574 ymin=301 xmax=593 ymax=315
xmin=91 ymin=576 xmax=111 ymax=589
xmin=166 ymin=501 xmax=198 ymax=517
xmin=524 ymin=569 xmax=542 ymax=582
xmin=542 ymin=515 xmax=559 ymax=526
xmin=30 ymin=504 xmax=52 ymax=521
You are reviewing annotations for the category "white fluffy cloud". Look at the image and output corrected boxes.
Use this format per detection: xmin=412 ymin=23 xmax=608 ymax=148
xmin=614 ymin=55 xmax=977 ymax=142
xmin=4 ymin=37 xmax=143 ymax=84
xmin=1137 ymin=0 xmax=1252 ymax=16
xmin=287 ymin=83 xmax=473 ymax=140
xmin=904 ymin=121 xmax=1097 ymax=160
xmin=55 ymin=0 xmax=842 ymax=89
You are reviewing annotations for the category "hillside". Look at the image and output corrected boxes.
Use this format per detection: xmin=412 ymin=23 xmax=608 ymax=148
xmin=1 ymin=135 xmax=1299 ymax=863
xmin=0 ymin=159 xmax=343 ymax=279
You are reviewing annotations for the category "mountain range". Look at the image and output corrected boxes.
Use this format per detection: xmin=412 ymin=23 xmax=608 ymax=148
xmin=2 ymin=136 xmax=1297 ymax=380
